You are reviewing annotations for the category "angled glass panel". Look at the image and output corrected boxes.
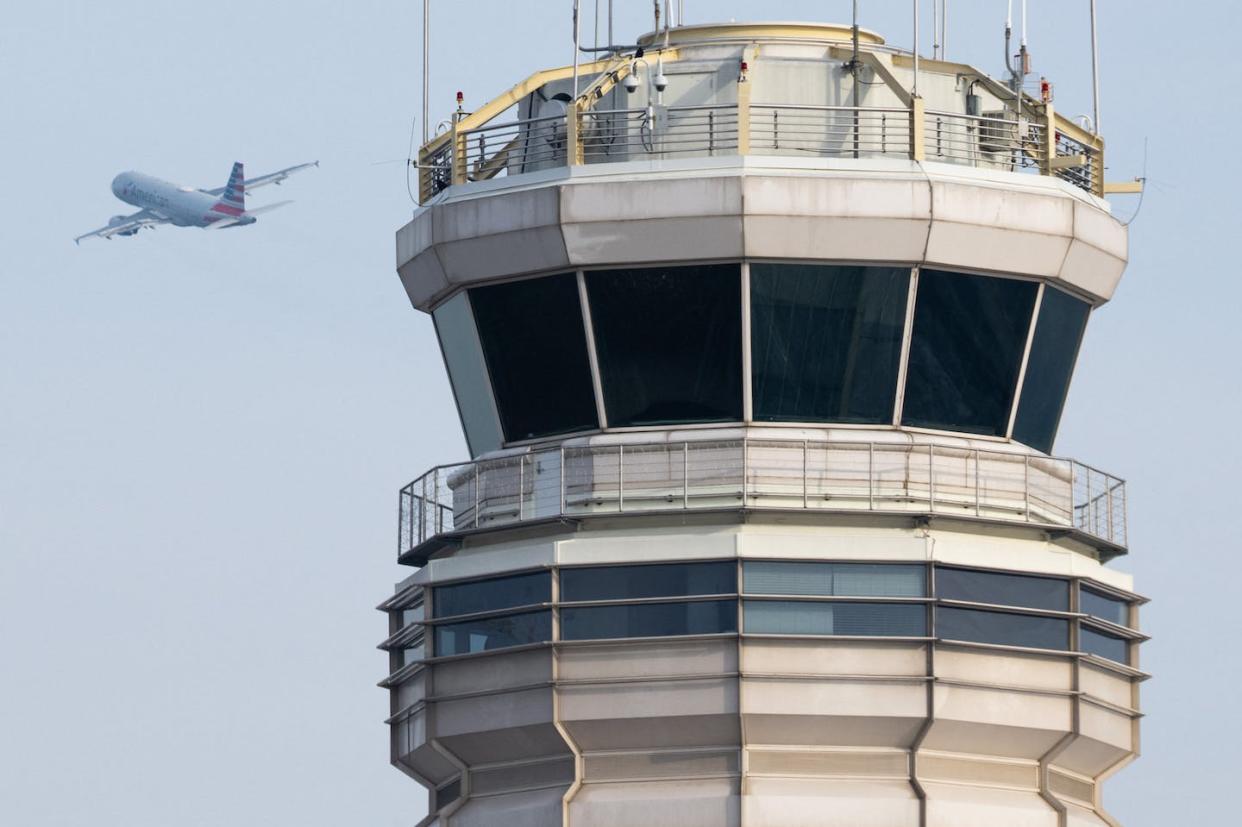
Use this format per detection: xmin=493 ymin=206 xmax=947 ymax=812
xmin=745 ymin=600 xmax=926 ymax=636
xmin=560 ymin=599 xmax=737 ymax=640
xmin=560 ymin=562 xmax=737 ymax=603
xmin=937 ymin=606 xmax=1069 ymax=650
xmin=400 ymin=638 xmax=426 ymax=668
xmin=470 ymin=273 xmax=599 ymax=441
xmin=750 ymin=264 xmax=909 ymax=423
xmin=1012 ymin=286 xmax=1091 ymax=453
xmin=434 ymin=610 xmax=552 ymax=655
xmin=1080 ymin=625 xmax=1130 ymax=664
xmin=935 ymin=566 xmax=1069 ymax=612
xmin=902 ymin=270 xmax=1038 ymax=436
xmin=1081 ymin=587 xmax=1130 ymax=627
xmin=586 ymin=264 xmax=743 ymax=426
xmin=744 ymin=562 xmax=925 ymax=597
xmin=433 ymin=293 xmax=503 ymax=455
xmin=432 ymin=571 xmax=551 ymax=618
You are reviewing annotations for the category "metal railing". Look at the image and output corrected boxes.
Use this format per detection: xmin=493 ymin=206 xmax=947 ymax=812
xmin=1053 ymin=129 xmax=1103 ymax=195
xmin=751 ymin=104 xmax=911 ymax=159
xmin=582 ymin=104 xmax=740 ymax=163
xmin=923 ymin=109 xmax=1044 ymax=172
xmin=398 ymin=439 xmax=1127 ymax=559
xmin=421 ymin=86 xmax=1105 ymax=201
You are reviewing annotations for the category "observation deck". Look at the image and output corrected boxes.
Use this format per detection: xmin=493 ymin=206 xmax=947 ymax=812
xmin=414 ymin=22 xmax=1105 ymax=206
xmin=398 ymin=435 xmax=1127 ymax=565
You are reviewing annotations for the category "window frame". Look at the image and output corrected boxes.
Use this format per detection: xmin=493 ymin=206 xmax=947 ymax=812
xmin=393 ymin=561 xmax=1142 ymax=668
xmin=430 ymin=260 xmax=1083 ymax=454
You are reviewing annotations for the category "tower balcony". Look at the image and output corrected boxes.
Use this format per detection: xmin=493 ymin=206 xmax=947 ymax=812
xmin=398 ymin=433 xmax=1126 ymax=565
xmin=415 ymin=22 xmax=1106 ymax=207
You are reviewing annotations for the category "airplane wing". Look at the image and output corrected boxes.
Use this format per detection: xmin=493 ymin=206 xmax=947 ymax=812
xmin=73 ymin=209 xmax=169 ymax=244
xmin=203 ymin=161 xmax=318 ymax=196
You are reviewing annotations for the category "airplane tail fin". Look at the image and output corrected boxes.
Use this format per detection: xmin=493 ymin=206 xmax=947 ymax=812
xmin=215 ymin=162 xmax=245 ymax=214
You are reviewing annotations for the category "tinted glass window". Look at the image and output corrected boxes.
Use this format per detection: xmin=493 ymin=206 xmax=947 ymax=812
xmin=750 ymin=264 xmax=909 ymax=423
xmin=1012 ymin=286 xmax=1091 ymax=453
xmin=1080 ymin=626 xmax=1129 ymax=664
xmin=561 ymin=600 xmax=737 ymax=640
xmin=936 ymin=566 xmax=1069 ymax=612
xmin=745 ymin=600 xmax=926 ymax=636
xmin=434 ymin=779 xmax=462 ymax=811
xmin=586 ymin=264 xmax=743 ymax=426
xmin=744 ymin=562 xmax=925 ymax=597
xmin=435 ymin=610 xmax=551 ymax=655
xmin=471 ymin=274 xmax=599 ymax=441
xmin=433 ymin=293 xmax=503 ymax=455
xmin=937 ymin=606 xmax=1068 ymax=650
xmin=561 ymin=562 xmax=737 ymax=602
xmin=433 ymin=571 xmax=551 ymax=618
xmin=902 ymin=270 xmax=1038 ymax=436
xmin=400 ymin=639 xmax=425 ymax=668
xmin=1081 ymin=587 xmax=1130 ymax=627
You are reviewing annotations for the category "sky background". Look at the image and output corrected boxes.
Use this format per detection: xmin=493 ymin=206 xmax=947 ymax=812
xmin=1 ymin=1 xmax=1236 ymax=824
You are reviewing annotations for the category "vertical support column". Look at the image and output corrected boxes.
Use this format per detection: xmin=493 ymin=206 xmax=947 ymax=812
xmin=737 ymin=46 xmax=756 ymax=156
xmin=1039 ymin=102 xmax=1057 ymax=177
xmin=566 ymin=101 xmax=585 ymax=166
xmin=452 ymin=122 xmax=468 ymax=185
xmin=910 ymin=95 xmax=926 ymax=161
xmin=741 ymin=263 xmax=753 ymax=422
xmin=1009 ymin=283 xmax=1045 ymax=439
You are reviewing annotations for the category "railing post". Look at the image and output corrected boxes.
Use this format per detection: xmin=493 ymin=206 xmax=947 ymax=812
xmin=434 ymin=468 xmax=442 ymax=535
xmin=519 ymin=455 xmax=526 ymax=520
xmin=1023 ymin=455 xmax=1031 ymax=521
xmin=742 ymin=439 xmax=749 ymax=504
xmin=421 ymin=473 xmax=430 ymax=543
xmin=617 ymin=445 xmax=624 ymax=513
xmin=560 ymin=445 xmax=566 ymax=517
xmin=1039 ymin=102 xmax=1056 ymax=178
xmin=474 ymin=463 xmax=481 ymax=529
xmin=683 ymin=442 xmax=690 ymax=510
xmin=1106 ymin=481 xmax=1115 ymax=542
xmin=910 ymin=96 xmax=926 ymax=161
xmin=802 ymin=440 xmax=809 ymax=509
xmin=566 ymin=101 xmax=585 ymax=166
xmin=974 ymin=449 xmax=981 ymax=517
xmin=868 ymin=442 xmax=875 ymax=510
xmin=928 ymin=444 xmax=935 ymax=512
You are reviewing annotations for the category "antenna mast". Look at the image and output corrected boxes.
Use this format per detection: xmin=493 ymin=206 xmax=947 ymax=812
xmin=1090 ymin=0 xmax=1101 ymax=132
xmin=421 ymin=0 xmax=430 ymax=144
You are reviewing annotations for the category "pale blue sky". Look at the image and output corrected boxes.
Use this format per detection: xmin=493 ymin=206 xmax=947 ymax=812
xmin=1 ymin=2 xmax=1236 ymax=824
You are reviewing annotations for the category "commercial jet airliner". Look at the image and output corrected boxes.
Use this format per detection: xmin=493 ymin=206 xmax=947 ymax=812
xmin=74 ymin=161 xmax=317 ymax=244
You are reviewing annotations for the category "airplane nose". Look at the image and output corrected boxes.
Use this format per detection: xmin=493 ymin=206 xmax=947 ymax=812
xmin=110 ymin=174 xmax=127 ymax=197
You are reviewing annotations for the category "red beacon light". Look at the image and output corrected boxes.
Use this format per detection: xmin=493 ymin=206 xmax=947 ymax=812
xmin=739 ymin=60 xmax=749 ymax=82
xmin=1040 ymin=77 xmax=1053 ymax=103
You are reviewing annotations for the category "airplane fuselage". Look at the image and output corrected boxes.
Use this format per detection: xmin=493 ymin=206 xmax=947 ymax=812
xmin=111 ymin=172 xmax=255 ymax=228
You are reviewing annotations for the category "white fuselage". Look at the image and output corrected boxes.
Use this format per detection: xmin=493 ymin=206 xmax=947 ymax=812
xmin=110 ymin=172 xmax=253 ymax=228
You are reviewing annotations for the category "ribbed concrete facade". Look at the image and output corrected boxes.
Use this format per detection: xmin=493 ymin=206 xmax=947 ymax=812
xmin=384 ymin=513 xmax=1141 ymax=827
xmin=382 ymin=21 xmax=1143 ymax=827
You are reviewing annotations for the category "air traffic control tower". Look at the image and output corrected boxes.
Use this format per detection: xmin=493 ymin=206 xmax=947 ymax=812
xmin=380 ymin=18 xmax=1144 ymax=827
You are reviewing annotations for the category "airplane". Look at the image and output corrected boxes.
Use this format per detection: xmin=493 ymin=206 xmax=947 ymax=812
xmin=74 ymin=160 xmax=317 ymax=244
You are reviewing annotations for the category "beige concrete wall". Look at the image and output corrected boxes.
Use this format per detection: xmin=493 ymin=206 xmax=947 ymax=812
xmin=389 ymin=519 xmax=1140 ymax=825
